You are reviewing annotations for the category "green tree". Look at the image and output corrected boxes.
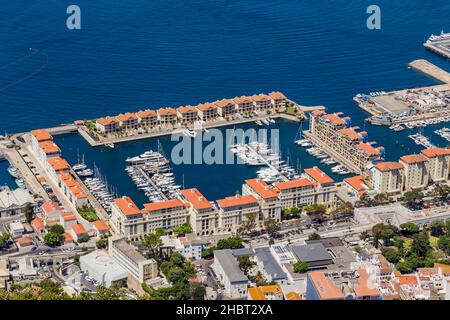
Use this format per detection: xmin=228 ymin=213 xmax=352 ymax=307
xmin=304 ymin=204 xmax=327 ymax=222
xmin=237 ymin=256 xmax=255 ymax=275
xmin=216 ymin=237 xmax=243 ymax=250
xmin=238 ymin=211 xmax=258 ymax=235
xmin=0 ymin=232 xmax=11 ymax=248
xmin=264 ymin=218 xmax=281 ymax=236
xmin=190 ymin=283 xmax=206 ymax=300
xmin=173 ymin=224 xmax=192 ymax=236
xmin=437 ymin=237 xmax=450 ymax=255
xmin=381 ymin=247 xmax=401 ymax=264
xmin=331 ymin=202 xmax=354 ymax=220
xmin=402 ymin=189 xmax=424 ymax=208
xmin=96 ymin=239 xmax=108 ymax=249
xmin=429 ymin=220 xmax=446 ymax=237
xmin=399 ymin=222 xmax=420 ymax=236
xmin=94 ymin=285 xmax=127 ymax=300
xmin=47 ymin=224 xmax=64 ymax=235
xmin=143 ymin=233 xmax=163 ymax=256
xmin=372 ymin=223 xmax=399 ymax=247
xmin=23 ymin=203 xmax=34 ymax=223
xmin=432 ymin=184 xmax=450 ymax=200
xmin=410 ymin=230 xmax=431 ymax=257
xmin=293 ymin=261 xmax=308 ymax=273
xmin=155 ymin=229 xmax=167 ymax=237
xmin=44 ymin=232 xmax=64 ymax=247
xmin=308 ymin=232 xmax=321 ymax=240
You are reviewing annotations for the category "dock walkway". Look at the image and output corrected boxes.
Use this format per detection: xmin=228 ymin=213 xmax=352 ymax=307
xmin=408 ymin=59 xmax=450 ymax=84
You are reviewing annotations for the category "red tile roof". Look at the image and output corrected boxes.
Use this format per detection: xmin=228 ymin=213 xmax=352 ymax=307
xmin=213 ymin=99 xmax=235 ymax=108
xmin=136 ymin=109 xmax=157 ymax=118
xmin=216 ymin=195 xmax=259 ymax=209
xmin=375 ymin=162 xmax=404 ymax=172
xmin=181 ymin=188 xmax=213 ymax=210
xmin=339 ymin=128 xmax=362 ymax=141
xmin=116 ymin=112 xmax=137 ymax=122
xmin=96 ymin=116 xmax=119 ymax=126
xmin=177 ymin=105 xmax=198 ymax=114
xmin=196 ymin=103 xmax=217 ymax=111
xmin=309 ymin=272 xmax=345 ymax=300
xmin=114 ymin=197 xmax=142 ymax=216
xmin=275 ymin=178 xmax=315 ymax=191
xmin=304 ymin=167 xmax=334 ymax=185
xmin=47 ymin=157 xmax=70 ymax=171
xmin=38 ymin=141 xmax=61 ymax=155
xmin=64 ymin=232 xmax=73 ymax=242
xmin=157 ymin=107 xmax=177 ymax=115
xmin=421 ymin=148 xmax=450 ymax=158
xmin=356 ymin=143 xmax=380 ymax=156
xmin=41 ymin=201 xmax=62 ymax=214
xmin=143 ymin=199 xmax=187 ymax=213
xmin=72 ymin=224 xmax=87 ymax=235
xmin=268 ymin=91 xmax=286 ymax=100
xmin=30 ymin=129 xmax=52 ymax=141
xmin=323 ymin=113 xmax=346 ymax=126
xmin=245 ymin=179 xmax=279 ymax=199
xmin=400 ymin=154 xmax=428 ymax=164
xmin=354 ymin=268 xmax=380 ymax=298
xmin=31 ymin=217 xmax=45 ymax=230
xmin=93 ymin=220 xmax=109 ymax=232
xmin=344 ymin=175 xmax=367 ymax=195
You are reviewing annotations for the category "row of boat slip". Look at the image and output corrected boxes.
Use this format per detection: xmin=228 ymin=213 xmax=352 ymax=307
xmin=254 ymin=117 xmax=276 ymax=126
xmin=389 ymin=124 xmax=405 ymax=132
xmin=7 ymin=165 xmax=26 ymax=189
xmin=426 ymin=31 xmax=450 ymax=42
xmin=408 ymin=133 xmax=435 ymax=149
xmin=402 ymin=116 xmax=450 ymax=130
xmin=435 ymin=127 xmax=450 ymax=142
xmin=295 ymin=139 xmax=351 ymax=175
xmin=256 ymin=166 xmax=300 ymax=184
xmin=229 ymin=141 xmax=284 ymax=167
xmin=125 ymin=150 xmax=181 ymax=202
xmin=82 ymin=177 xmax=116 ymax=213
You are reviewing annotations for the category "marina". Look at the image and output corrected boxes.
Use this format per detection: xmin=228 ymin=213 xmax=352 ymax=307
xmin=434 ymin=127 xmax=450 ymax=143
xmin=408 ymin=133 xmax=435 ymax=149
xmin=424 ymin=31 xmax=450 ymax=60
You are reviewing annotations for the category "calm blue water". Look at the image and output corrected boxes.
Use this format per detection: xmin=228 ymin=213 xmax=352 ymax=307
xmin=1 ymin=1 xmax=450 ymax=202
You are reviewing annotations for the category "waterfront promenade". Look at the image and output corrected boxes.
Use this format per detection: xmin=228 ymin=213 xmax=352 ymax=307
xmin=408 ymin=59 xmax=450 ymax=84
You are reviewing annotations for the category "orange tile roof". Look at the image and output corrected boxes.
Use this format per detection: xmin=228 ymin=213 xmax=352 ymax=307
xmin=177 ymin=105 xmax=198 ymax=114
xmin=213 ymin=99 xmax=235 ymax=108
xmin=16 ymin=236 xmax=33 ymax=246
xmin=248 ymin=285 xmax=282 ymax=300
xmin=268 ymin=91 xmax=286 ymax=100
xmin=323 ymin=113 xmax=346 ymax=126
xmin=397 ymin=275 xmax=418 ymax=286
xmin=116 ymin=112 xmax=137 ymax=122
xmin=216 ymin=194 xmax=259 ymax=209
xmin=143 ymin=199 xmax=187 ymax=213
xmin=417 ymin=268 xmax=438 ymax=278
xmin=72 ymin=224 xmax=87 ymax=235
xmin=233 ymin=96 xmax=253 ymax=104
xmin=339 ymin=128 xmax=362 ymax=141
xmin=375 ymin=162 xmax=404 ymax=172
xmin=304 ymin=167 xmax=334 ymax=185
xmin=344 ymin=175 xmax=367 ymax=195
xmin=434 ymin=263 xmax=450 ymax=276
xmin=251 ymin=93 xmax=271 ymax=102
xmin=181 ymin=188 xmax=213 ymax=210
xmin=61 ymin=212 xmax=77 ymax=221
xmin=64 ymin=232 xmax=73 ymax=242
xmin=41 ymin=200 xmax=62 ymax=214
xmin=157 ymin=107 xmax=177 ymax=115
xmin=136 ymin=109 xmax=157 ymax=118
xmin=96 ymin=116 xmax=119 ymax=126
xmin=275 ymin=178 xmax=315 ymax=191
xmin=285 ymin=291 xmax=302 ymax=300
xmin=421 ymin=147 xmax=450 ymax=158
xmin=245 ymin=179 xmax=279 ymax=199
xmin=400 ymin=154 xmax=428 ymax=164
xmin=356 ymin=143 xmax=380 ymax=156
xmin=248 ymin=287 xmax=266 ymax=300
xmin=196 ymin=103 xmax=217 ymax=111
xmin=354 ymin=268 xmax=380 ymax=298
xmin=30 ymin=129 xmax=52 ymax=141
xmin=309 ymin=272 xmax=345 ymax=300
xmin=31 ymin=217 xmax=45 ymax=230
xmin=311 ymin=110 xmax=326 ymax=117
xmin=47 ymin=157 xmax=70 ymax=171
xmin=93 ymin=220 xmax=109 ymax=231
xmin=114 ymin=197 xmax=142 ymax=216
xmin=38 ymin=141 xmax=61 ymax=155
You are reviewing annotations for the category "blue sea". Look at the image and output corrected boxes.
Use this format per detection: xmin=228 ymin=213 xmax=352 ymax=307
xmin=1 ymin=1 xmax=450 ymax=203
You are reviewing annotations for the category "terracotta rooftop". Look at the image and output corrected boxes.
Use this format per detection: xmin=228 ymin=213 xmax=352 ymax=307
xmin=116 ymin=112 xmax=137 ymax=122
xmin=275 ymin=178 xmax=315 ymax=190
xmin=196 ymin=103 xmax=217 ymax=111
xmin=30 ymin=129 xmax=52 ymax=142
xmin=41 ymin=200 xmax=62 ymax=214
xmin=114 ymin=197 xmax=142 ymax=216
xmin=353 ymin=268 xmax=380 ymax=298
xmin=143 ymin=199 xmax=187 ymax=213
xmin=38 ymin=141 xmax=61 ymax=155
xmin=93 ymin=220 xmax=110 ymax=231
xmin=400 ymin=154 xmax=428 ymax=164
xmin=339 ymin=128 xmax=362 ymax=141
xmin=375 ymin=162 xmax=404 ymax=172
xmin=309 ymin=272 xmax=345 ymax=300
xmin=304 ymin=167 xmax=334 ymax=185
xmin=251 ymin=93 xmax=271 ymax=102
xmin=344 ymin=175 xmax=367 ymax=195
xmin=213 ymin=99 xmax=235 ymax=108
xmin=233 ymin=96 xmax=253 ymax=104
xmin=323 ymin=113 xmax=346 ymax=126
xmin=268 ymin=91 xmax=286 ymax=100
xmin=157 ymin=107 xmax=177 ymax=115
xmin=136 ymin=109 xmax=157 ymax=118
xmin=245 ymin=179 xmax=279 ymax=199
xmin=72 ymin=224 xmax=87 ymax=235
xmin=47 ymin=157 xmax=70 ymax=171
xmin=216 ymin=194 xmax=259 ymax=209
xmin=421 ymin=147 xmax=450 ymax=158
xmin=96 ymin=116 xmax=119 ymax=126
xmin=181 ymin=188 xmax=213 ymax=210
xmin=356 ymin=143 xmax=380 ymax=156
xmin=177 ymin=105 xmax=198 ymax=114
xmin=31 ymin=217 xmax=44 ymax=230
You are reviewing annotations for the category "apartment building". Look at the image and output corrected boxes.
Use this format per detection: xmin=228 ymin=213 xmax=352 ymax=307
xmin=251 ymin=94 xmax=273 ymax=113
xmin=136 ymin=109 xmax=158 ymax=128
xmin=177 ymin=106 xmax=199 ymax=124
xmin=157 ymin=107 xmax=177 ymax=126
xmin=40 ymin=200 xmax=62 ymax=225
xmin=421 ymin=147 xmax=450 ymax=183
xmin=212 ymin=249 xmax=249 ymax=298
xmin=274 ymin=178 xmax=317 ymax=209
xmin=309 ymin=111 xmax=384 ymax=173
xmin=343 ymin=175 xmax=371 ymax=199
xmin=196 ymin=103 xmax=218 ymax=121
xmin=110 ymin=196 xmax=189 ymax=241
xmin=58 ymin=172 xmax=88 ymax=207
xmin=46 ymin=157 xmax=70 ymax=184
xmin=95 ymin=116 xmax=120 ymax=134
xmin=117 ymin=113 xmax=139 ymax=130
xmin=30 ymin=129 xmax=53 ymax=156
xmin=242 ymin=179 xmax=282 ymax=223
xmin=371 ymin=162 xmax=404 ymax=195
xmin=303 ymin=167 xmax=337 ymax=207
xmin=268 ymin=91 xmax=287 ymax=110
xmin=216 ymin=194 xmax=260 ymax=233
xmin=399 ymin=154 xmax=429 ymax=191
xmin=0 ymin=187 xmax=36 ymax=219
xmin=36 ymin=141 xmax=61 ymax=164
xmin=233 ymin=96 xmax=255 ymax=115
xmin=180 ymin=188 xmax=216 ymax=236
xmin=214 ymin=99 xmax=237 ymax=118
xmin=109 ymin=235 xmax=158 ymax=290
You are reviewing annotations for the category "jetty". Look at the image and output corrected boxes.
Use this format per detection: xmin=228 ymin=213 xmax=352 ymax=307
xmin=408 ymin=59 xmax=450 ymax=84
